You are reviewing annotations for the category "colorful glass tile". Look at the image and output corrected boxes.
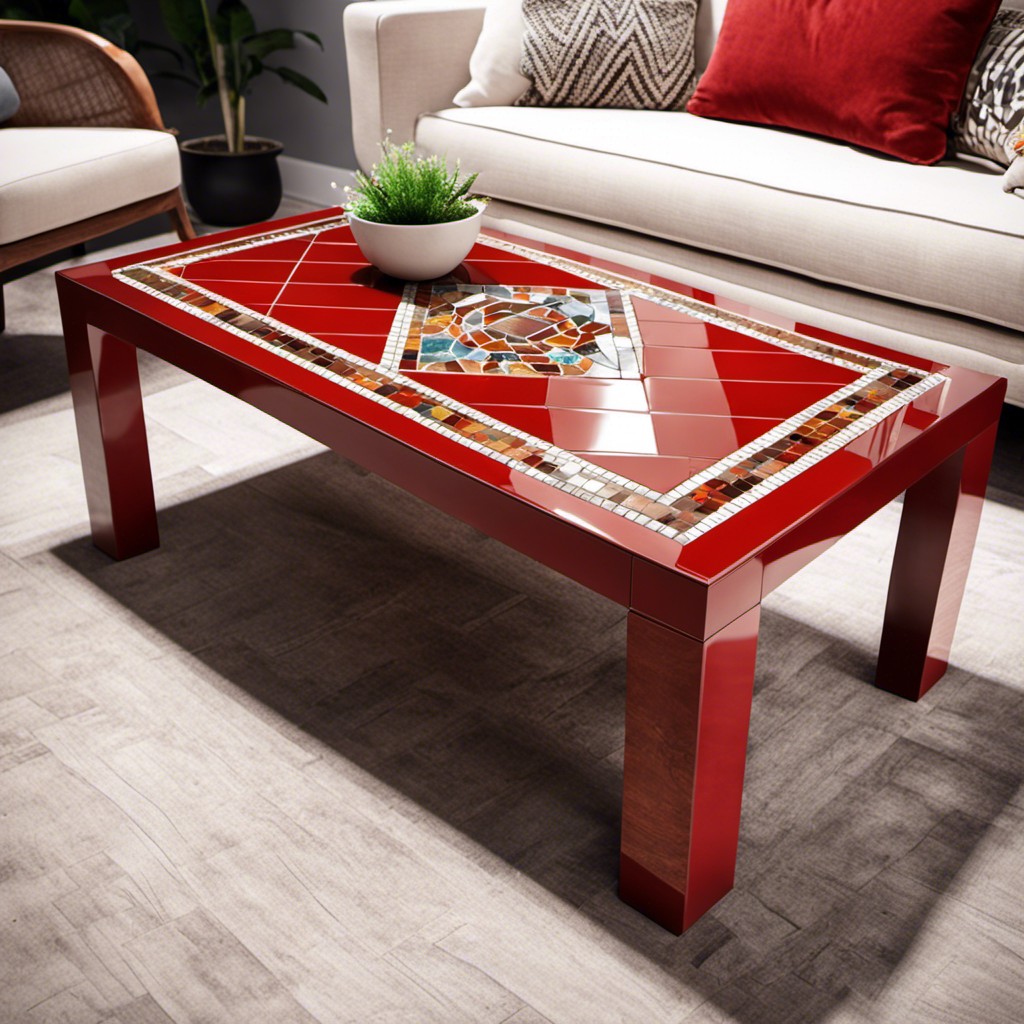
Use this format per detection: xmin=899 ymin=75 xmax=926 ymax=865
xmin=112 ymin=215 xmax=947 ymax=546
xmin=381 ymin=283 xmax=642 ymax=378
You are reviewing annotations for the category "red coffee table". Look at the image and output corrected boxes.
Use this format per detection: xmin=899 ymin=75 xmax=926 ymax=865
xmin=56 ymin=209 xmax=1006 ymax=933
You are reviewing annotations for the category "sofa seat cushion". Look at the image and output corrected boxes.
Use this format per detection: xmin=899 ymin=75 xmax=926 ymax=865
xmin=416 ymin=107 xmax=1024 ymax=331
xmin=0 ymin=127 xmax=181 ymax=245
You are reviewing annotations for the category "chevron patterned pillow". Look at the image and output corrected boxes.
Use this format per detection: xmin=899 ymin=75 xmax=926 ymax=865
xmin=515 ymin=0 xmax=698 ymax=110
xmin=955 ymin=9 xmax=1024 ymax=166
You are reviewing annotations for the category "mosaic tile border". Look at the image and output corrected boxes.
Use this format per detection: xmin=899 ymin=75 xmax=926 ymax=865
xmin=381 ymin=283 xmax=644 ymax=379
xmin=113 ymin=216 xmax=947 ymax=547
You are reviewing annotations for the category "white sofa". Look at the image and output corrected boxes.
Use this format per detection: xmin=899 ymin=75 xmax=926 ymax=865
xmin=345 ymin=0 xmax=1024 ymax=405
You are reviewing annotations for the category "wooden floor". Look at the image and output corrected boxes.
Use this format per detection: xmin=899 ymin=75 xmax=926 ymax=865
xmin=1 ymin=233 xmax=1023 ymax=1024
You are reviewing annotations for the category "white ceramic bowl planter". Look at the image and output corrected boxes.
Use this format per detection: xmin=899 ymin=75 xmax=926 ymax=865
xmin=346 ymin=200 xmax=485 ymax=280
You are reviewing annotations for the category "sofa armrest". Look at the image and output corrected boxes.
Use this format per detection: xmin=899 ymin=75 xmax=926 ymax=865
xmin=0 ymin=20 xmax=167 ymax=132
xmin=344 ymin=0 xmax=486 ymax=172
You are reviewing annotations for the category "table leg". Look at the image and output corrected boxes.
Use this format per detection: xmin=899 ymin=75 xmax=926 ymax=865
xmin=876 ymin=421 xmax=998 ymax=701
xmin=620 ymin=605 xmax=760 ymax=933
xmin=64 ymin=323 xmax=159 ymax=560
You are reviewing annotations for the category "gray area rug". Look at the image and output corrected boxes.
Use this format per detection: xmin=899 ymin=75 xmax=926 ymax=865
xmin=1 ymin=236 xmax=1022 ymax=1024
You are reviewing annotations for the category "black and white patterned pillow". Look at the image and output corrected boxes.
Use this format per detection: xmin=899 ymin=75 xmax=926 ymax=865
xmin=956 ymin=8 xmax=1024 ymax=165
xmin=515 ymin=0 xmax=698 ymax=110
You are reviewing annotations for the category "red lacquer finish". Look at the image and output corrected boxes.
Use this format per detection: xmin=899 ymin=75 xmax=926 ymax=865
xmin=621 ymin=605 xmax=761 ymax=933
xmin=876 ymin=420 xmax=999 ymax=700
xmin=61 ymin=318 xmax=158 ymax=559
xmin=54 ymin=209 xmax=1007 ymax=934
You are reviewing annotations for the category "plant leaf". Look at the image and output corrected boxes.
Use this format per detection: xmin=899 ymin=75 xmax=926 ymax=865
xmin=264 ymin=65 xmax=327 ymax=103
xmin=243 ymin=28 xmax=295 ymax=59
xmin=137 ymin=40 xmax=185 ymax=67
xmin=98 ymin=12 xmax=135 ymax=50
xmin=346 ymin=142 xmax=481 ymax=224
xmin=214 ymin=0 xmax=256 ymax=43
xmin=156 ymin=69 xmax=201 ymax=88
xmin=197 ymin=79 xmax=220 ymax=105
xmin=159 ymin=0 xmax=206 ymax=47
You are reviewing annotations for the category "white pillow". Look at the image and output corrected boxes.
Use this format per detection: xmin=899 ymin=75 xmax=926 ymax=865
xmin=453 ymin=0 xmax=530 ymax=107
xmin=1004 ymin=154 xmax=1024 ymax=193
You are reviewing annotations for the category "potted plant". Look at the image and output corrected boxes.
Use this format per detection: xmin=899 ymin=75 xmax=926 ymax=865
xmin=157 ymin=0 xmax=326 ymax=226
xmin=0 ymin=0 xmax=177 ymax=56
xmin=345 ymin=140 xmax=486 ymax=280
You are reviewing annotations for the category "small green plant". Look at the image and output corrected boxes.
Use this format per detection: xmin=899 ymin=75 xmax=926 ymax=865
xmin=346 ymin=140 xmax=483 ymax=225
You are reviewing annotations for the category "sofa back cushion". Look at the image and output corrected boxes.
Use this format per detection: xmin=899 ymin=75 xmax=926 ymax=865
xmin=693 ymin=0 xmax=728 ymax=70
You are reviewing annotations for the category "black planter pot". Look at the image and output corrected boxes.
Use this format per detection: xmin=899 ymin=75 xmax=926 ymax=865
xmin=180 ymin=136 xmax=284 ymax=227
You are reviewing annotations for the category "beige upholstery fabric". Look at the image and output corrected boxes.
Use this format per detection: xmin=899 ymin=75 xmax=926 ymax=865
xmin=693 ymin=0 xmax=728 ymax=68
xmin=0 ymin=126 xmax=180 ymax=245
xmin=417 ymin=107 xmax=1024 ymax=331
xmin=1006 ymin=154 xmax=1024 ymax=191
xmin=344 ymin=0 xmax=485 ymax=172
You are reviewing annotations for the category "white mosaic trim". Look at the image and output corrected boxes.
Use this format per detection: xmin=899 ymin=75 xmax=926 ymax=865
xmin=380 ymin=283 xmax=420 ymax=371
xmin=122 ymin=214 xmax=349 ymax=275
xmin=620 ymin=292 xmax=643 ymax=375
xmin=660 ymin=369 xmax=888 ymax=504
xmin=114 ymin=221 xmax=949 ymax=547
xmin=679 ymin=372 xmax=943 ymax=542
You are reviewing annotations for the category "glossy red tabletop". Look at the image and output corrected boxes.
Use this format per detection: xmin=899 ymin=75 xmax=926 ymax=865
xmin=63 ymin=208 xmax=1000 ymax=588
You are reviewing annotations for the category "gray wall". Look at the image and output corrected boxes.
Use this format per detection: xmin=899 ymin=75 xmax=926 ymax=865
xmin=133 ymin=0 xmax=358 ymax=170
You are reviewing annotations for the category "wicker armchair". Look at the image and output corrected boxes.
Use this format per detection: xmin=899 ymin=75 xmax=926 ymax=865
xmin=0 ymin=20 xmax=194 ymax=330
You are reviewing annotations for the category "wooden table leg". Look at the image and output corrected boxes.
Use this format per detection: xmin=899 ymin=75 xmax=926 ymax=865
xmin=619 ymin=605 xmax=760 ymax=933
xmin=63 ymin=322 xmax=159 ymax=560
xmin=876 ymin=420 xmax=999 ymax=701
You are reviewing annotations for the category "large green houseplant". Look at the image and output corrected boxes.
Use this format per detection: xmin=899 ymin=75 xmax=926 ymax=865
xmin=0 ymin=0 xmax=171 ymax=55
xmin=157 ymin=0 xmax=327 ymax=225
xmin=0 ymin=0 xmax=134 ymax=48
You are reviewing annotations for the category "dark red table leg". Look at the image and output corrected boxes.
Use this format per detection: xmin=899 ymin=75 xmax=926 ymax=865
xmin=876 ymin=421 xmax=998 ymax=701
xmin=64 ymin=322 xmax=159 ymax=560
xmin=619 ymin=604 xmax=760 ymax=933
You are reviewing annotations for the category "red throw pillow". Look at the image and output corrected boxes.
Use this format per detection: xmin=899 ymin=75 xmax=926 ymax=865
xmin=686 ymin=0 xmax=1003 ymax=164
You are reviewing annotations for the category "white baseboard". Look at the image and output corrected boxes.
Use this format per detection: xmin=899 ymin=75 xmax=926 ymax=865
xmin=278 ymin=156 xmax=356 ymax=207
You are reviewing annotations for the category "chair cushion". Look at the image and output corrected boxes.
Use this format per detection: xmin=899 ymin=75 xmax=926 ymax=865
xmin=415 ymin=107 xmax=1024 ymax=330
xmin=0 ymin=127 xmax=181 ymax=245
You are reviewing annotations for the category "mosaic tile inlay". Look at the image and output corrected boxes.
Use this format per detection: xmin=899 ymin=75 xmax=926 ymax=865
xmin=112 ymin=214 xmax=947 ymax=547
xmin=382 ymin=283 xmax=642 ymax=377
